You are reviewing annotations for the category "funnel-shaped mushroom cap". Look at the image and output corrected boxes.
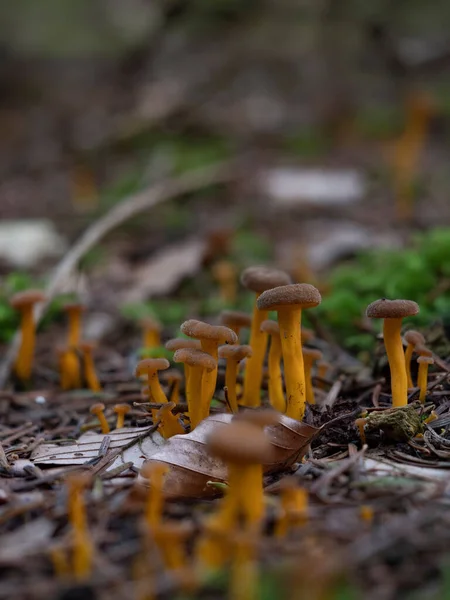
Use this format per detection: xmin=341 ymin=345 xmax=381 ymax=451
xmin=90 ymin=402 xmax=105 ymax=414
xmin=366 ymin=299 xmax=419 ymax=319
xmin=80 ymin=341 xmax=96 ymax=352
xmin=303 ymin=348 xmax=323 ymax=361
xmin=220 ymin=310 xmax=252 ymax=329
xmin=63 ymin=302 xmax=86 ymax=313
xmin=404 ymin=330 xmax=425 ymax=346
xmin=233 ymin=409 xmax=280 ymax=428
xmin=135 ymin=358 xmax=170 ymax=377
xmin=257 ymin=284 xmax=321 ymax=311
xmin=173 ymin=348 xmax=217 ymax=372
xmin=417 ymin=356 xmax=434 ymax=365
xmin=162 ymin=369 xmax=183 ymax=382
xmin=180 ymin=320 xmax=237 ymax=345
xmin=10 ymin=290 xmax=46 ymax=308
xmin=218 ymin=344 xmax=253 ymax=361
xmin=165 ymin=338 xmax=202 ymax=351
xmin=207 ymin=421 xmax=274 ymax=464
xmin=260 ymin=320 xmax=280 ymax=336
xmin=240 ymin=266 xmax=291 ymax=294
xmin=415 ymin=344 xmax=432 ymax=357
xmin=114 ymin=403 xmax=131 ymax=415
xmin=140 ymin=317 xmax=162 ymax=332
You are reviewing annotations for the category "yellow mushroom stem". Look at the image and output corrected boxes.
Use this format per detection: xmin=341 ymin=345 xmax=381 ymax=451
xmin=68 ymin=311 xmax=82 ymax=348
xmin=169 ymin=379 xmax=180 ymax=405
xmin=145 ymin=329 xmax=160 ymax=349
xmin=355 ymin=418 xmax=367 ymax=445
xmin=157 ymin=403 xmax=184 ymax=438
xmin=199 ymin=340 xmax=219 ymax=404
xmin=242 ymin=300 xmax=268 ymax=407
xmin=196 ymin=519 xmax=230 ymax=572
xmin=15 ymin=306 xmax=36 ymax=381
xmin=153 ymin=524 xmax=189 ymax=571
xmin=266 ymin=335 xmax=285 ymax=413
xmin=224 ymin=359 xmax=240 ymax=414
xmin=145 ymin=370 xmax=168 ymax=405
xmin=82 ymin=349 xmax=101 ymax=392
xmin=67 ymin=476 xmax=92 ymax=580
xmin=65 ymin=350 xmax=81 ymax=389
xmin=229 ymin=534 xmax=258 ymax=600
xmin=92 ymin=407 xmax=110 ymax=434
xmin=185 ymin=365 xmax=206 ymax=429
xmin=360 ymin=505 xmax=374 ymax=524
xmin=417 ymin=359 xmax=431 ymax=403
xmin=144 ymin=463 xmax=169 ymax=529
xmin=404 ymin=342 xmax=415 ymax=389
xmin=227 ymin=463 xmax=264 ymax=530
xmin=317 ymin=360 xmax=330 ymax=382
xmin=277 ymin=308 xmax=305 ymax=420
xmin=383 ymin=318 xmax=408 ymax=407
xmin=275 ymin=486 xmax=308 ymax=538
xmin=304 ymin=357 xmax=316 ymax=405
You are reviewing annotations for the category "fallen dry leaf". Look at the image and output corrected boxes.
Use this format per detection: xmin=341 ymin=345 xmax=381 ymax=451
xmin=31 ymin=426 xmax=165 ymax=468
xmin=141 ymin=413 xmax=320 ymax=499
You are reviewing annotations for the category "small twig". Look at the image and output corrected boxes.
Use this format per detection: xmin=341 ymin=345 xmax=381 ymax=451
xmin=321 ymin=375 xmax=345 ymax=409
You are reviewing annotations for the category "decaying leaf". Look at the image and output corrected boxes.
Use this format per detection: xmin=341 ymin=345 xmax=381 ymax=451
xmin=31 ymin=426 xmax=165 ymax=468
xmin=141 ymin=413 xmax=320 ymax=499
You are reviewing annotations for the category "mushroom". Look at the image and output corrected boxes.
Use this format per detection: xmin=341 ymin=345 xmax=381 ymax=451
xmin=260 ymin=320 xmax=285 ymax=413
xmin=140 ymin=317 xmax=162 ymax=349
xmin=228 ymin=530 xmax=259 ymax=600
xmin=366 ymin=299 xmax=419 ymax=407
xmin=140 ymin=461 xmax=169 ymax=529
xmin=207 ymin=420 xmax=275 ymax=530
xmin=302 ymin=328 xmax=315 ymax=343
xmin=218 ymin=344 xmax=253 ymax=413
xmin=66 ymin=472 xmax=93 ymax=580
xmin=161 ymin=369 xmax=183 ymax=404
xmin=57 ymin=345 xmax=81 ymax=390
xmin=173 ymin=348 xmax=217 ymax=429
xmin=212 ymin=260 xmax=238 ymax=304
xmin=403 ymin=330 xmax=425 ymax=388
xmin=63 ymin=302 xmax=86 ymax=348
xmin=90 ymin=402 xmax=110 ymax=434
xmin=275 ymin=476 xmax=308 ymax=537
xmin=180 ymin=319 xmax=237 ymax=403
xmin=220 ymin=309 xmax=252 ymax=341
xmin=303 ymin=348 xmax=323 ymax=405
xmin=257 ymin=284 xmax=322 ymax=420
xmin=113 ymin=403 xmax=131 ymax=429
xmin=79 ymin=341 xmax=101 ymax=392
xmin=10 ymin=289 xmax=46 ymax=381
xmin=240 ymin=267 xmax=291 ymax=407
xmin=165 ymin=338 xmax=201 ymax=389
xmin=417 ymin=355 xmax=434 ymax=403
xmin=135 ymin=358 xmax=170 ymax=406
xmin=153 ymin=520 xmax=193 ymax=571
xmin=156 ymin=402 xmax=185 ymax=438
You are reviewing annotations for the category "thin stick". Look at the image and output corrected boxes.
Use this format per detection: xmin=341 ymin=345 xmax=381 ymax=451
xmin=0 ymin=161 xmax=238 ymax=389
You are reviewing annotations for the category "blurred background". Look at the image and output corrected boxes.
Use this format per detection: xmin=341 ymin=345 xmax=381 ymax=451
xmin=1 ymin=0 xmax=450 ymax=357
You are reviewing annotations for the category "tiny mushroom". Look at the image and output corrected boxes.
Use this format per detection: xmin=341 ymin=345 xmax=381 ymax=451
xmin=275 ymin=476 xmax=308 ymax=537
xmin=57 ymin=345 xmax=81 ymax=390
xmin=113 ymin=403 xmax=131 ymax=429
xmin=417 ymin=355 xmax=434 ymax=403
xmin=240 ymin=266 xmax=292 ymax=408
xmin=220 ymin=309 xmax=252 ymax=340
xmin=140 ymin=461 xmax=169 ymax=529
xmin=218 ymin=344 xmax=253 ymax=413
xmin=63 ymin=302 xmax=86 ymax=348
xmin=79 ymin=341 xmax=101 ymax=392
xmin=366 ymin=299 xmax=419 ymax=407
xmin=180 ymin=319 xmax=237 ymax=403
xmin=257 ymin=284 xmax=322 ymax=420
xmin=10 ymin=289 xmax=46 ymax=381
xmin=135 ymin=358 xmax=170 ymax=406
xmin=153 ymin=520 xmax=194 ymax=572
xmin=140 ymin=317 xmax=162 ymax=349
xmin=66 ymin=472 xmax=93 ymax=580
xmin=212 ymin=260 xmax=238 ymax=304
xmin=173 ymin=348 xmax=217 ymax=429
xmin=165 ymin=338 xmax=201 ymax=389
xmin=403 ymin=330 xmax=425 ymax=388
xmin=207 ymin=417 xmax=277 ymax=530
xmin=156 ymin=402 xmax=185 ymax=438
xmin=261 ymin=320 xmax=285 ymax=412
xmin=303 ymin=348 xmax=323 ymax=405
xmin=90 ymin=402 xmax=110 ymax=434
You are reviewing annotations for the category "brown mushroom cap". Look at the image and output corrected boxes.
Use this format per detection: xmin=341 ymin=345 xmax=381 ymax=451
xmin=257 ymin=284 xmax=321 ymax=311
xmin=240 ymin=266 xmax=291 ymax=294
xmin=113 ymin=403 xmax=131 ymax=415
xmin=140 ymin=317 xmax=162 ymax=332
xmin=135 ymin=358 xmax=170 ymax=377
xmin=415 ymin=344 xmax=433 ymax=357
xmin=173 ymin=348 xmax=217 ymax=372
xmin=303 ymin=348 xmax=323 ymax=362
xmin=218 ymin=344 xmax=253 ymax=361
xmin=165 ymin=338 xmax=202 ymax=352
xmin=260 ymin=320 xmax=280 ymax=336
xmin=366 ymin=299 xmax=419 ymax=319
xmin=90 ymin=402 xmax=105 ymax=414
xmin=10 ymin=289 xmax=46 ymax=309
xmin=233 ymin=409 xmax=280 ymax=428
xmin=161 ymin=369 xmax=183 ymax=383
xmin=302 ymin=328 xmax=315 ymax=342
xmin=207 ymin=421 xmax=274 ymax=464
xmin=220 ymin=310 xmax=252 ymax=329
xmin=63 ymin=302 xmax=86 ymax=314
xmin=180 ymin=320 xmax=237 ymax=345
xmin=404 ymin=330 xmax=425 ymax=346
xmin=417 ymin=356 xmax=434 ymax=365
xmin=79 ymin=341 xmax=96 ymax=352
